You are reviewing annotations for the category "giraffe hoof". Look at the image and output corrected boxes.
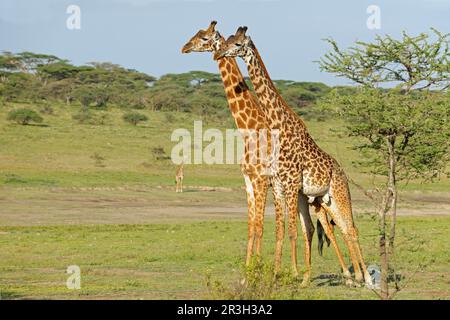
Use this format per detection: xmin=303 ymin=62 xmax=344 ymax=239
xmin=345 ymin=278 xmax=355 ymax=287
xmin=364 ymin=275 xmax=375 ymax=289
xmin=347 ymin=278 xmax=362 ymax=288
xmin=300 ymin=273 xmax=311 ymax=288
xmin=343 ymin=270 xmax=352 ymax=279
xmin=355 ymin=274 xmax=364 ymax=284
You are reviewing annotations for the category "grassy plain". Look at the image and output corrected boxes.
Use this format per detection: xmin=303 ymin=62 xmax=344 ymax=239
xmin=0 ymin=102 xmax=448 ymax=299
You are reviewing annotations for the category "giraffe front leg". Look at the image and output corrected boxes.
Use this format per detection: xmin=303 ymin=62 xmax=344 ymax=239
xmin=298 ymin=192 xmax=315 ymax=287
xmin=272 ymin=178 xmax=286 ymax=275
xmin=253 ymin=176 xmax=269 ymax=258
xmin=243 ymin=175 xmax=256 ymax=266
xmin=285 ymin=190 xmax=300 ymax=279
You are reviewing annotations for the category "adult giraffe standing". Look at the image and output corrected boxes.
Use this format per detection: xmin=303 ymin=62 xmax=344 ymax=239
xmin=182 ymin=21 xmax=282 ymax=265
xmin=215 ymin=27 xmax=373 ymax=287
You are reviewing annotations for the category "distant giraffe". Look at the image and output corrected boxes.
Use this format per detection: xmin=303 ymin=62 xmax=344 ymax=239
xmin=175 ymin=161 xmax=184 ymax=193
xmin=182 ymin=21 xmax=278 ymax=264
xmin=215 ymin=27 xmax=373 ymax=287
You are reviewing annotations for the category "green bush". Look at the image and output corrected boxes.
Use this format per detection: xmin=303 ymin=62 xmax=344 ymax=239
xmin=39 ymin=104 xmax=54 ymax=115
xmin=72 ymin=110 xmax=93 ymax=124
xmin=7 ymin=108 xmax=43 ymax=125
xmin=122 ymin=112 xmax=148 ymax=126
xmin=206 ymin=259 xmax=302 ymax=300
xmin=72 ymin=110 xmax=108 ymax=125
xmin=151 ymin=147 xmax=170 ymax=161
xmin=164 ymin=113 xmax=176 ymax=123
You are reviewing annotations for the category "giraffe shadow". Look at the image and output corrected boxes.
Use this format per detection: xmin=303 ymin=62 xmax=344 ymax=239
xmin=23 ymin=123 xmax=49 ymax=127
xmin=181 ymin=189 xmax=201 ymax=193
xmin=312 ymin=273 xmax=345 ymax=287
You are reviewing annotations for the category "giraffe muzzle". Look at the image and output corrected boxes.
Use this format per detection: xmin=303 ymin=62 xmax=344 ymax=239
xmin=181 ymin=44 xmax=193 ymax=54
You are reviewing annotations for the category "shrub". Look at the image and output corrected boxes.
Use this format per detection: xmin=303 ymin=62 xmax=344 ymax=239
xmin=39 ymin=104 xmax=54 ymax=115
xmin=7 ymin=108 xmax=43 ymax=125
xmin=72 ymin=110 xmax=93 ymax=124
xmin=90 ymin=152 xmax=106 ymax=167
xmin=72 ymin=110 xmax=108 ymax=125
xmin=164 ymin=113 xmax=176 ymax=123
xmin=151 ymin=147 xmax=170 ymax=161
xmin=123 ymin=112 xmax=148 ymax=126
xmin=206 ymin=259 xmax=302 ymax=300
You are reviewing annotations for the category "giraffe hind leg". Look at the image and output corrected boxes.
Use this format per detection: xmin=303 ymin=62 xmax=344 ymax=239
xmin=321 ymin=189 xmax=372 ymax=286
xmin=314 ymin=204 xmax=352 ymax=283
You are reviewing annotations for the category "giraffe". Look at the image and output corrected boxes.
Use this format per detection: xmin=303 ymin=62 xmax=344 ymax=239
xmin=215 ymin=27 xmax=373 ymax=287
xmin=175 ymin=161 xmax=184 ymax=193
xmin=181 ymin=21 xmax=278 ymax=265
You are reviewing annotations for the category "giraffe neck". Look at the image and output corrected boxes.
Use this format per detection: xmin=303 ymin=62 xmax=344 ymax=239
xmin=215 ymin=38 xmax=264 ymax=130
xmin=244 ymin=41 xmax=306 ymax=130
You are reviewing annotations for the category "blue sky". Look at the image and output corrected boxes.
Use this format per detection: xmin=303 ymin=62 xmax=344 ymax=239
xmin=1 ymin=0 xmax=449 ymax=85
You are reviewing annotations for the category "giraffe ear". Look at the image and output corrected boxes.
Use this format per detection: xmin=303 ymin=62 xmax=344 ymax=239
xmin=207 ymin=21 xmax=217 ymax=32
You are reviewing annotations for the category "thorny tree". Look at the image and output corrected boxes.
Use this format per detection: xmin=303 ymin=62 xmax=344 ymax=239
xmin=319 ymin=29 xmax=449 ymax=299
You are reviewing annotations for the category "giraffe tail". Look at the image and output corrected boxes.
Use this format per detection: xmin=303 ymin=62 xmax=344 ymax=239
xmin=317 ymin=219 xmax=332 ymax=256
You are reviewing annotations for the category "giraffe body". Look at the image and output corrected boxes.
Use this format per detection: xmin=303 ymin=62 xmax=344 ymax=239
xmin=215 ymin=27 xmax=372 ymax=287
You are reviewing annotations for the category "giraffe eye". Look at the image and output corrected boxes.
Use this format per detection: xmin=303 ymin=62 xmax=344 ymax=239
xmin=201 ymin=37 xmax=208 ymax=41
xmin=235 ymin=43 xmax=242 ymax=47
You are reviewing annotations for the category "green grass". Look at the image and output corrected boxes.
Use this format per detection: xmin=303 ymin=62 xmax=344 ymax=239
xmin=0 ymin=102 xmax=448 ymax=300
xmin=0 ymin=102 xmax=243 ymax=188
xmin=0 ymin=216 xmax=448 ymax=300
xmin=0 ymin=102 xmax=448 ymax=191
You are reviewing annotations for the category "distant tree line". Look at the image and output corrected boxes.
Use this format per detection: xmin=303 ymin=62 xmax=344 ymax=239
xmin=0 ymin=51 xmax=331 ymax=120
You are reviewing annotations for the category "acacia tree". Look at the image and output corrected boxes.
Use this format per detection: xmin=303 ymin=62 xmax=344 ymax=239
xmin=319 ymin=29 xmax=449 ymax=299
xmin=320 ymin=28 xmax=449 ymax=91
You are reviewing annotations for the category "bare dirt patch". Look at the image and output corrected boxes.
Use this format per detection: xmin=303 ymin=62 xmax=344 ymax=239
xmin=0 ymin=186 xmax=448 ymax=226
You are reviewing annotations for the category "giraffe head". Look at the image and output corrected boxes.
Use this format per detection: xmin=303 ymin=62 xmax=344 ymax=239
xmin=181 ymin=21 xmax=222 ymax=54
xmin=213 ymin=26 xmax=252 ymax=60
